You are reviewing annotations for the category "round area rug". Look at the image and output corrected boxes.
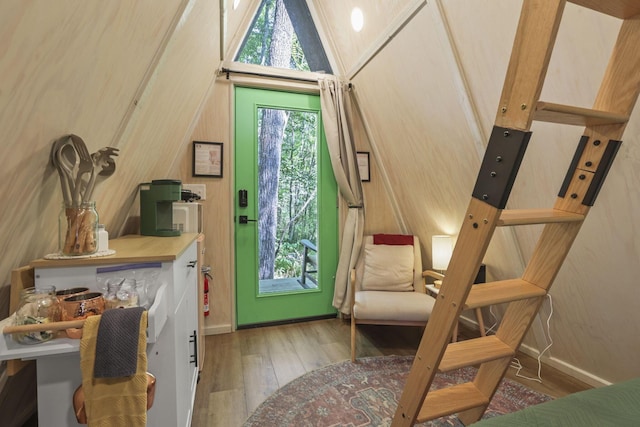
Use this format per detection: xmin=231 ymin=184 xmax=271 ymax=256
xmin=244 ymin=355 xmax=552 ymax=427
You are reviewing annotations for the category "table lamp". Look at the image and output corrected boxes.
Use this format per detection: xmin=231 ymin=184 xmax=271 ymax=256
xmin=432 ymin=235 xmax=453 ymax=287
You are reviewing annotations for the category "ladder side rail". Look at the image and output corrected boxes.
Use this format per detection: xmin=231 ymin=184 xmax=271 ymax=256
xmin=393 ymin=199 xmax=500 ymax=426
xmin=558 ymin=16 xmax=640 ymax=215
xmin=495 ymin=0 xmax=567 ymax=131
xmin=460 ymin=222 xmax=593 ymax=423
xmin=545 ymin=14 xmax=640 ymax=260
xmin=457 ymin=296 xmax=546 ymax=425
xmin=593 ymin=16 xmax=640 ymax=121
xmin=458 ymin=220 xmax=580 ymax=424
xmin=522 ymin=222 xmax=583 ymax=286
xmin=411 ymin=124 xmax=530 ymax=426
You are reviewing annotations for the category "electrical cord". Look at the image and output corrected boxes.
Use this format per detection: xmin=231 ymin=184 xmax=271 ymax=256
xmin=472 ymin=291 xmax=554 ymax=384
xmin=510 ymin=293 xmax=554 ymax=383
xmin=485 ymin=305 xmax=499 ymax=335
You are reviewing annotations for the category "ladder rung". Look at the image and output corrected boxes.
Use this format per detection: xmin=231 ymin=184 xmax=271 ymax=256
xmin=439 ymin=336 xmax=514 ymax=372
xmin=534 ymin=101 xmax=628 ymax=126
xmin=498 ymin=208 xmax=584 ymax=226
xmin=417 ymin=383 xmax=488 ymax=422
xmin=568 ymin=0 xmax=640 ymax=19
xmin=465 ymin=279 xmax=547 ymax=309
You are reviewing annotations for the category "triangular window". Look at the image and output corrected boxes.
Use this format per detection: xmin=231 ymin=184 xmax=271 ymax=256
xmin=235 ymin=0 xmax=332 ymax=74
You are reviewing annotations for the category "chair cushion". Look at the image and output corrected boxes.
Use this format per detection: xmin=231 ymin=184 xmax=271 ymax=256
xmin=354 ymin=291 xmax=435 ymax=322
xmin=361 ymin=243 xmax=414 ymax=291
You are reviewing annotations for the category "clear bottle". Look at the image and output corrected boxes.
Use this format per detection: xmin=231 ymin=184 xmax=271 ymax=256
xmin=59 ymin=201 xmax=98 ymax=256
xmin=97 ymin=224 xmax=109 ymax=252
xmin=13 ymin=286 xmax=59 ymax=344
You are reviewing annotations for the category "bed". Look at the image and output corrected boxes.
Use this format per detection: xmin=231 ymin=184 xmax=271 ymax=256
xmin=472 ymin=377 xmax=640 ymax=426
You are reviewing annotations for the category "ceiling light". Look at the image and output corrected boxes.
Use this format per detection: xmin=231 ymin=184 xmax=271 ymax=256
xmin=351 ymin=8 xmax=364 ymax=32
xmin=233 ymin=0 xmax=241 ymax=10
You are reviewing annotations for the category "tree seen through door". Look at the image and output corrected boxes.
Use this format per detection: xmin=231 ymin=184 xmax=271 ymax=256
xmin=258 ymin=107 xmax=318 ymax=284
xmin=237 ymin=0 xmax=321 ymax=290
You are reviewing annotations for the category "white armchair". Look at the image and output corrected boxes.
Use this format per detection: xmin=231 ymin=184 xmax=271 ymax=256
xmin=350 ymin=234 xmax=436 ymax=361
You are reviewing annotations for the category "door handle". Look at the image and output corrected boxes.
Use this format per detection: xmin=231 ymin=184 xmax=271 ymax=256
xmin=239 ymin=215 xmax=257 ymax=224
xmin=189 ymin=330 xmax=198 ymax=367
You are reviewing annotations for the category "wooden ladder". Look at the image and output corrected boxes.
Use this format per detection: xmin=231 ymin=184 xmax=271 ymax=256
xmin=393 ymin=1 xmax=640 ymax=425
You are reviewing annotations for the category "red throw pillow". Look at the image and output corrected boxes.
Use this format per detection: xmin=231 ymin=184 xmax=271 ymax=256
xmin=372 ymin=234 xmax=414 ymax=246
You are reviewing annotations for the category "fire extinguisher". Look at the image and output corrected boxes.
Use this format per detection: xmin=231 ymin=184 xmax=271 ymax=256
xmin=202 ymin=266 xmax=212 ymax=317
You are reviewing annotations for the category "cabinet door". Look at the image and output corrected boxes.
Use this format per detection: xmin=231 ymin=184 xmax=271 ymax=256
xmin=174 ymin=288 xmax=199 ymax=426
xmin=186 ymin=270 xmax=199 ymax=414
xmin=173 ymin=242 xmax=199 ymax=427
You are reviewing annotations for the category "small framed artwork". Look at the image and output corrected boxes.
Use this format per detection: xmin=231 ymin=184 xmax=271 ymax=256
xmin=357 ymin=151 xmax=370 ymax=182
xmin=193 ymin=141 xmax=223 ymax=177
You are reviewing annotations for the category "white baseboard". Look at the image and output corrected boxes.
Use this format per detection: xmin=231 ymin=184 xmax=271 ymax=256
xmin=204 ymin=323 xmax=232 ymax=335
xmin=459 ymin=314 xmax=610 ymax=388
xmin=518 ymin=343 xmax=611 ymax=388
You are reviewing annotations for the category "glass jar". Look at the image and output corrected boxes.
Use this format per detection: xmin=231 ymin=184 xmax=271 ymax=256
xmin=59 ymin=201 xmax=98 ymax=256
xmin=104 ymin=279 xmax=139 ymax=309
xmin=13 ymin=286 xmax=60 ymax=344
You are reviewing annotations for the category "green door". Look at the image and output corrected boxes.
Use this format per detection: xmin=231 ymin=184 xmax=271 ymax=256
xmin=235 ymin=86 xmax=338 ymax=327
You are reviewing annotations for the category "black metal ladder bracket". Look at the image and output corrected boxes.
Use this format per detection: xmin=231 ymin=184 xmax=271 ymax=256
xmin=472 ymin=126 xmax=532 ymax=209
xmin=558 ymin=135 xmax=622 ymax=207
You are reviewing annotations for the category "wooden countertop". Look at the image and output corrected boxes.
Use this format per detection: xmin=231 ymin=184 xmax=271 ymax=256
xmin=30 ymin=233 xmax=200 ymax=268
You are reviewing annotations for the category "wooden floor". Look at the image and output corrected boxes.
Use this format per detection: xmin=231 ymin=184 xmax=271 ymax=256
xmin=191 ymin=317 xmax=591 ymax=427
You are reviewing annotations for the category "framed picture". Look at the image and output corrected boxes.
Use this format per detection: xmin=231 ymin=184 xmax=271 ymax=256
xmin=357 ymin=151 xmax=370 ymax=182
xmin=193 ymin=141 xmax=223 ymax=177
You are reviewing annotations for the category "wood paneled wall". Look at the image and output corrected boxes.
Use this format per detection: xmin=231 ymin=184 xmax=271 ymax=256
xmin=182 ymin=81 xmax=234 ymax=334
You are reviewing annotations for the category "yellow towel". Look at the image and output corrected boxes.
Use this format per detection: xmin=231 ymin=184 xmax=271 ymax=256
xmin=79 ymin=311 xmax=148 ymax=427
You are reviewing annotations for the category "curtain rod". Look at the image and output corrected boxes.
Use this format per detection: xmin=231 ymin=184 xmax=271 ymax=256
xmin=220 ymin=67 xmax=321 ymax=83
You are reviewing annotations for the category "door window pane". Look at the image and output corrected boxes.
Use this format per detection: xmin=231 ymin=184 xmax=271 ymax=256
xmin=257 ymin=108 xmax=318 ymax=294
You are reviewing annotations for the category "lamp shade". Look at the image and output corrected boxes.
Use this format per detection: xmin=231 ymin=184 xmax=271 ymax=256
xmin=432 ymin=235 xmax=453 ymax=271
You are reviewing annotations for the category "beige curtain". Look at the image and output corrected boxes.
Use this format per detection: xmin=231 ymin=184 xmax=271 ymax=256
xmin=319 ymin=77 xmax=364 ymax=314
